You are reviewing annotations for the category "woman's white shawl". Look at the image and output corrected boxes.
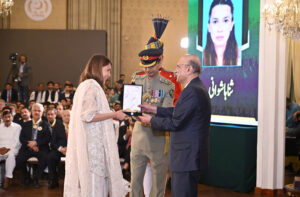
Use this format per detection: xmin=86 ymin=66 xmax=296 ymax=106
xmin=64 ymin=79 xmax=130 ymax=197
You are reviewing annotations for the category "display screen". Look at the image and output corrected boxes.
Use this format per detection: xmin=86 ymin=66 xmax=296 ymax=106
xmin=188 ymin=0 xmax=260 ymax=123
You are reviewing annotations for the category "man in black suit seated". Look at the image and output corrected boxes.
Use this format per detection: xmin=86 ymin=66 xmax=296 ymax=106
xmin=16 ymin=107 xmax=31 ymax=126
xmin=16 ymin=103 xmax=51 ymax=188
xmin=46 ymin=108 xmax=67 ymax=189
xmin=59 ymin=84 xmax=74 ymax=102
xmin=42 ymin=81 xmax=59 ymax=104
xmin=29 ymin=83 xmax=45 ymax=104
xmin=1 ymin=83 xmax=18 ymax=103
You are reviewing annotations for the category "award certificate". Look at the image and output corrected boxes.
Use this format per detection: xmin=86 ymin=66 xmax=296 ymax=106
xmin=123 ymin=84 xmax=143 ymax=116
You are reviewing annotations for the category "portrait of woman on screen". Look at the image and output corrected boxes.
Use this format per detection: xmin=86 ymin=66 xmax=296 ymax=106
xmin=203 ymin=0 xmax=241 ymax=66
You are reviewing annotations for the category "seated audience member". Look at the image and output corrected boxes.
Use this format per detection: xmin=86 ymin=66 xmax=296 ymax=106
xmin=105 ymin=87 xmax=111 ymax=95
xmin=48 ymin=103 xmax=56 ymax=110
xmin=66 ymin=98 xmax=72 ymax=108
xmin=60 ymin=98 xmax=68 ymax=109
xmin=54 ymin=82 xmax=61 ymax=93
xmin=28 ymin=100 xmax=36 ymax=111
xmin=14 ymin=103 xmax=24 ymax=124
xmin=287 ymin=113 xmax=300 ymax=135
xmin=18 ymin=107 xmax=31 ymax=125
xmin=64 ymin=80 xmax=72 ymax=86
xmin=119 ymin=74 xmax=125 ymax=84
xmin=1 ymin=83 xmax=18 ymax=103
xmin=0 ymin=109 xmax=22 ymax=189
xmin=42 ymin=102 xmax=49 ymax=120
xmin=0 ymin=99 xmax=6 ymax=111
xmin=287 ymin=98 xmax=300 ymax=129
xmin=64 ymin=80 xmax=76 ymax=91
xmin=114 ymin=80 xmax=123 ymax=95
xmin=7 ymin=103 xmax=16 ymax=117
xmin=7 ymin=103 xmax=21 ymax=124
xmin=46 ymin=108 xmax=63 ymax=129
xmin=286 ymin=113 xmax=300 ymax=159
xmin=62 ymin=109 xmax=70 ymax=138
xmin=29 ymin=83 xmax=45 ymax=103
xmin=16 ymin=103 xmax=51 ymax=188
xmin=17 ymin=102 xmax=25 ymax=110
xmin=47 ymin=109 xmax=68 ymax=189
xmin=107 ymin=89 xmax=119 ymax=108
xmin=42 ymin=81 xmax=59 ymax=104
xmin=56 ymin=104 xmax=64 ymax=121
xmin=113 ymin=100 xmax=122 ymax=112
xmin=105 ymin=79 xmax=112 ymax=89
xmin=13 ymin=108 xmax=23 ymax=124
xmin=59 ymin=84 xmax=74 ymax=102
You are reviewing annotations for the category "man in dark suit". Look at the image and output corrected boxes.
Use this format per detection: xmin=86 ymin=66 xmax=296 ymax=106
xmin=16 ymin=55 xmax=32 ymax=106
xmin=42 ymin=81 xmax=59 ymax=104
xmin=1 ymin=83 xmax=18 ymax=103
xmin=29 ymin=83 xmax=45 ymax=104
xmin=16 ymin=103 xmax=51 ymax=188
xmin=58 ymin=84 xmax=74 ymax=102
xmin=46 ymin=108 xmax=67 ymax=189
xmin=139 ymin=54 xmax=211 ymax=197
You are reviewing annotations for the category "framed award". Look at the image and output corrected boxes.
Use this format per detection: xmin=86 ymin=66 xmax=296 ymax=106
xmin=123 ymin=84 xmax=143 ymax=116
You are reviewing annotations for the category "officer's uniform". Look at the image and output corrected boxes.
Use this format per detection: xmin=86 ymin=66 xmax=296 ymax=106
xmin=130 ymin=70 xmax=175 ymax=197
xmin=130 ymin=17 xmax=182 ymax=197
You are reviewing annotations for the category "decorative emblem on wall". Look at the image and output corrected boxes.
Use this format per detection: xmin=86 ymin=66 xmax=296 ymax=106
xmin=24 ymin=0 xmax=52 ymax=21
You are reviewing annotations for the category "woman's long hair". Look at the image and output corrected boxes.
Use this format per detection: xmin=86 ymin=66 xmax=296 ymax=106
xmin=79 ymin=54 xmax=112 ymax=88
xmin=203 ymin=0 xmax=238 ymax=66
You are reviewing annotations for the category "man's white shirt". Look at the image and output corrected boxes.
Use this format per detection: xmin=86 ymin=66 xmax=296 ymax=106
xmin=0 ymin=122 xmax=22 ymax=155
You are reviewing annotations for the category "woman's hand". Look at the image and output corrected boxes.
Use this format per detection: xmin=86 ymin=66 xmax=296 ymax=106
xmin=114 ymin=110 xmax=128 ymax=120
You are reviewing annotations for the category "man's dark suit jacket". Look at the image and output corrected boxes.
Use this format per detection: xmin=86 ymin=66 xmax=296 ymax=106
xmin=16 ymin=63 xmax=31 ymax=86
xmin=59 ymin=92 xmax=74 ymax=102
xmin=19 ymin=120 xmax=51 ymax=151
xmin=50 ymin=120 xmax=67 ymax=151
xmin=150 ymin=77 xmax=211 ymax=172
xmin=1 ymin=89 xmax=18 ymax=102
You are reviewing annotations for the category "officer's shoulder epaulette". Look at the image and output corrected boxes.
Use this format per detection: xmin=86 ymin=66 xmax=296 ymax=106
xmin=159 ymin=75 xmax=173 ymax=85
xmin=159 ymin=68 xmax=176 ymax=82
xmin=132 ymin=71 xmax=147 ymax=82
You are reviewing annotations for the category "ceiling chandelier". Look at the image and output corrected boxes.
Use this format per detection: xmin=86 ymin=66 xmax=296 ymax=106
xmin=264 ymin=0 xmax=300 ymax=40
xmin=0 ymin=0 xmax=14 ymax=16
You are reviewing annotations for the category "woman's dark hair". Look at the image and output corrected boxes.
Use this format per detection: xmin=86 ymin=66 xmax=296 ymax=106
xmin=79 ymin=54 xmax=112 ymax=88
xmin=203 ymin=0 xmax=238 ymax=66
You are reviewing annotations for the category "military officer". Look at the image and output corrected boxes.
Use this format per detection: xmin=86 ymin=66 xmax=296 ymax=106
xmin=130 ymin=17 xmax=181 ymax=197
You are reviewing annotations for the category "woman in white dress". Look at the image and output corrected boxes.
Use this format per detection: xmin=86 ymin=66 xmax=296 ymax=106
xmin=64 ymin=54 xmax=130 ymax=197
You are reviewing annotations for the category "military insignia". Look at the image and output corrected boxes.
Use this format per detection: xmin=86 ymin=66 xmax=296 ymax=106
xmin=151 ymin=98 xmax=155 ymax=104
xmin=143 ymin=56 xmax=149 ymax=60
xmin=159 ymin=89 xmax=165 ymax=98
xmin=154 ymin=90 xmax=159 ymax=98
xmin=143 ymin=93 xmax=152 ymax=103
xmin=38 ymin=126 xmax=43 ymax=131
xmin=169 ymin=89 xmax=174 ymax=97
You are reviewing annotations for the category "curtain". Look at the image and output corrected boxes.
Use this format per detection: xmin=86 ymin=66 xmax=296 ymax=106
xmin=286 ymin=39 xmax=300 ymax=104
xmin=67 ymin=0 xmax=121 ymax=85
